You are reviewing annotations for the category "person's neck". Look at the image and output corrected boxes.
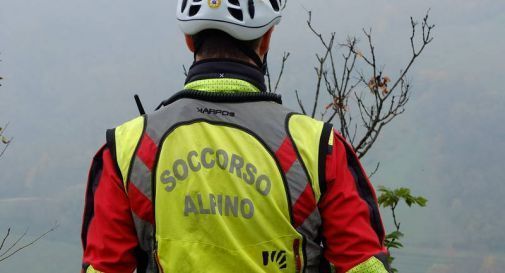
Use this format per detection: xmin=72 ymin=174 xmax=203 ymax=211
xmin=195 ymin=54 xmax=262 ymax=68
xmin=186 ymin=59 xmax=267 ymax=92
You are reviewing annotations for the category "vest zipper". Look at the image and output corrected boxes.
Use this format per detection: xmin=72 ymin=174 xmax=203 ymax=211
xmin=293 ymin=238 xmax=302 ymax=273
xmin=152 ymin=141 xmax=160 ymax=272
xmin=153 ymin=241 xmax=165 ymax=273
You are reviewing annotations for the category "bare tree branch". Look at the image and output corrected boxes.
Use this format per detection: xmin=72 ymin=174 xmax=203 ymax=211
xmin=293 ymin=10 xmax=434 ymax=160
xmin=306 ymin=11 xmax=336 ymax=118
xmin=182 ymin=65 xmax=188 ymax=78
xmin=295 ymin=90 xmax=307 ymax=115
xmin=369 ymin=162 xmax=381 ymax=179
xmin=0 ymin=228 xmax=11 ymax=252
xmin=0 ymin=123 xmax=13 ymax=159
xmin=286 ymin=10 xmax=434 ymax=273
xmin=274 ymin=52 xmax=290 ymax=93
xmin=0 ymin=228 xmax=29 ymax=258
xmin=267 ymin=52 xmax=291 ymax=93
xmin=0 ymin=223 xmax=59 ymax=263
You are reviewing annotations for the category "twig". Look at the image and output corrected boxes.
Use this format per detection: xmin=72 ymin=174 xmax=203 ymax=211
xmin=182 ymin=65 xmax=188 ymax=77
xmin=0 ymin=228 xmax=11 ymax=252
xmin=368 ymin=162 xmax=381 ymax=178
xmin=0 ymin=223 xmax=59 ymax=262
xmin=295 ymin=90 xmax=307 ymax=115
xmin=390 ymin=202 xmax=401 ymax=245
xmin=273 ymin=52 xmax=290 ymax=93
xmin=0 ymin=140 xmax=11 ymax=158
xmin=307 ymin=12 xmax=335 ymax=118
xmin=0 ymin=228 xmax=28 ymax=258
xmin=266 ymin=66 xmax=273 ymax=93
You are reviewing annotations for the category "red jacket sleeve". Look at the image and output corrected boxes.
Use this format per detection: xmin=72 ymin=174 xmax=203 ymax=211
xmin=318 ymin=131 xmax=389 ymax=273
xmin=81 ymin=147 xmax=138 ymax=273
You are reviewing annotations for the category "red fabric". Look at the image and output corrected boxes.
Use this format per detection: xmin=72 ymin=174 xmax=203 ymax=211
xmin=82 ymin=149 xmax=138 ymax=273
xmin=137 ymin=134 xmax=158 ymax=170
xmin=275 ymin=137 xmax=297 ymax=173
xmin=275 ymin=136 xmax=317 ymax=228
xmin=319 ymin=131 xmax=387 ymax=273
xmin=82 ymin=131 xmax=387 ymax=273
xmin=292 ymin=183 xmax=317 ymax=228
xmin=128 ymin=182 xmax=154 ymax=224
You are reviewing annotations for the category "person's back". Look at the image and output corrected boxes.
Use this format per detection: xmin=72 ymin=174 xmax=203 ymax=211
xmin=81 ymin=1 xmax=392 ymax=273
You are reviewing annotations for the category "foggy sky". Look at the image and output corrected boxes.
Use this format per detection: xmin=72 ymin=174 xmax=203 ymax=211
xmin=1 ymin=0 xmax=504 ymax=272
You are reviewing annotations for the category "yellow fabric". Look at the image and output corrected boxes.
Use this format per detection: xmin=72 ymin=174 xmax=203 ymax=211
xmin=346 ymin=257 xmax=389 ymax=273
xmin=155 ymin=122 xmax=303 ymax=273
xmin=114 ymin=116 xmax=144 ymax=190
xmin=329 ymin=130 xmax=334 ymax=146
xmin=288 ymin=114 xmax=325 ymax=202
xmin=86 ymin=265 xmax=103 ymax=273
xmin=185 ymin=78 xmax=260 ymax=93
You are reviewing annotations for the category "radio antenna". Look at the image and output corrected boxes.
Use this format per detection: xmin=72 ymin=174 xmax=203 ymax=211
xmin=134 ymin=94 xmax=146 ymax=115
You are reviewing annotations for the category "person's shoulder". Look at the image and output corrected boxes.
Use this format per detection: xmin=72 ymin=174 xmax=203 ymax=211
xmin=109 ymin=115 xmax=145 ymax=136
xmin=105 ymin=115 xmax=145 ymax=155
xmin=286 ymin=111 xmax=328 ymax=131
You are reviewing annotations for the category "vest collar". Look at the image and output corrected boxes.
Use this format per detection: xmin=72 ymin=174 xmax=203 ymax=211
xmin=184 ymin=59 xmax=267 ymax=93
xmin=155 ymin=60 xmax=281 ymax=110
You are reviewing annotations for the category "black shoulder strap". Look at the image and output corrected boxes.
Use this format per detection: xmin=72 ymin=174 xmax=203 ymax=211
xmin=106 ymin=128 xmax=122 ymax=179
xmin=318 ymin=123 xmax=334 ymax=197
xmin=155 ymin=89 xmax=282 ymax=110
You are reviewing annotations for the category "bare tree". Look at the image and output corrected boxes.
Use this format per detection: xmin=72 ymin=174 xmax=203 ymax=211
xmin=0 ymin=55 xmax=57 ymax=264
xmin=299 ymin=10 xmax=434 ymax=160
xmin=268 ymin=9 xmax=435 ymax=272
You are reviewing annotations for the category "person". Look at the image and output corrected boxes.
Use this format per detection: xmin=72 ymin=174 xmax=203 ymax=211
xmin=81 ymin=1 xmax=391 ymax=272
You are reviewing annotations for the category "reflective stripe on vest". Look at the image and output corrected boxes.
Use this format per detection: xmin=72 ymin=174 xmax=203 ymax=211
xmin=112 ymin=99 xmax=332 ymax=273
xmin=85 ymin=265 xmax=104 ymax=273
xmin=347 ymin=257 xmax=390 ymax=273
xmin=115 ymin=116 xmax=145 ymax=188
xmin=288 ymin=114 xmax=324 ymax=203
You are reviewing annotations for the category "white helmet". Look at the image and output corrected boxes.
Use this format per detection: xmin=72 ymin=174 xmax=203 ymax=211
xmin=177 ymin=0 xmax=283 ymax=41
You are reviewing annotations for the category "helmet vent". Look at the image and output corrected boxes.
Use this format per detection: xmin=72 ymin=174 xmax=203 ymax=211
xmin=269 ymin=0 xmax=280 ymax=12
xmin=189 ymin=4 xmax=202 ymax=17
xmin=248 ymin=0 xmax=255 ymax=19
xmin=228 ymin=0 xmax=240 ymax=5
xmin=181 ymin=0 xmax=188 ymax=13
xmin=228 ymin=7 xmax=244 ymax=21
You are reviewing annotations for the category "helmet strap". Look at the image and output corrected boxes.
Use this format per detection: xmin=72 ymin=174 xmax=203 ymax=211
xmin=193 ymin=37 xmax=205 ymax=60
xmin=262 ymin=52 xmax=269 ymax=75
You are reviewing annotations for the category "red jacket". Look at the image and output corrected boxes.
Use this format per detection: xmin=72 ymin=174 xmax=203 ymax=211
xmin=82 ymin=130 xmax=389 ymax=273
xmin=82 ymin=59 xmax=389 ymax=273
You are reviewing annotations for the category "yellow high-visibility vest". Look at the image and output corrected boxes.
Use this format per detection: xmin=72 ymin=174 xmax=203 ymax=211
xmin=109 ymin=91 xmax=333 ymax=273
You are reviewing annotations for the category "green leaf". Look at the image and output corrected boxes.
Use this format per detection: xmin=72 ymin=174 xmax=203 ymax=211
xmin=1 ymin=136 xmax=10 ymax=144
xmin=394 ymin=187 xmax=411 ymax=199
xmin=386 ymin=240 xmax=403 ymax=249
xmin=415 ymin=196 xmax=428 ymax=207
xmin=378 ymin=186 xmax=401 ymax=208
xmin=386 ymin=231 xmax=404 ymax=240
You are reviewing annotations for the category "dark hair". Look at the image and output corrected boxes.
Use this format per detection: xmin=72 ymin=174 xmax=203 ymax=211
xmin=193 ymin=29 xmax=261 ymax=60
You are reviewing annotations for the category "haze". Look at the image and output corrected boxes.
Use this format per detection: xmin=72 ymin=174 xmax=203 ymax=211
xmin=1 ymin=0 xmax=504 ymax=272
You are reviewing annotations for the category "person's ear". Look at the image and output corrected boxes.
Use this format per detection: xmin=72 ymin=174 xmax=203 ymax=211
xmin=185 ymin=34 xmax=195 ymax=52
xmin=259 ymin=27 xmax=274 ymax=57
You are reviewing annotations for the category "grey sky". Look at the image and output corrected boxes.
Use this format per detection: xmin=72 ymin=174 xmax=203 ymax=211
xmin=1 ymin=0 xmax=504 ymax=272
